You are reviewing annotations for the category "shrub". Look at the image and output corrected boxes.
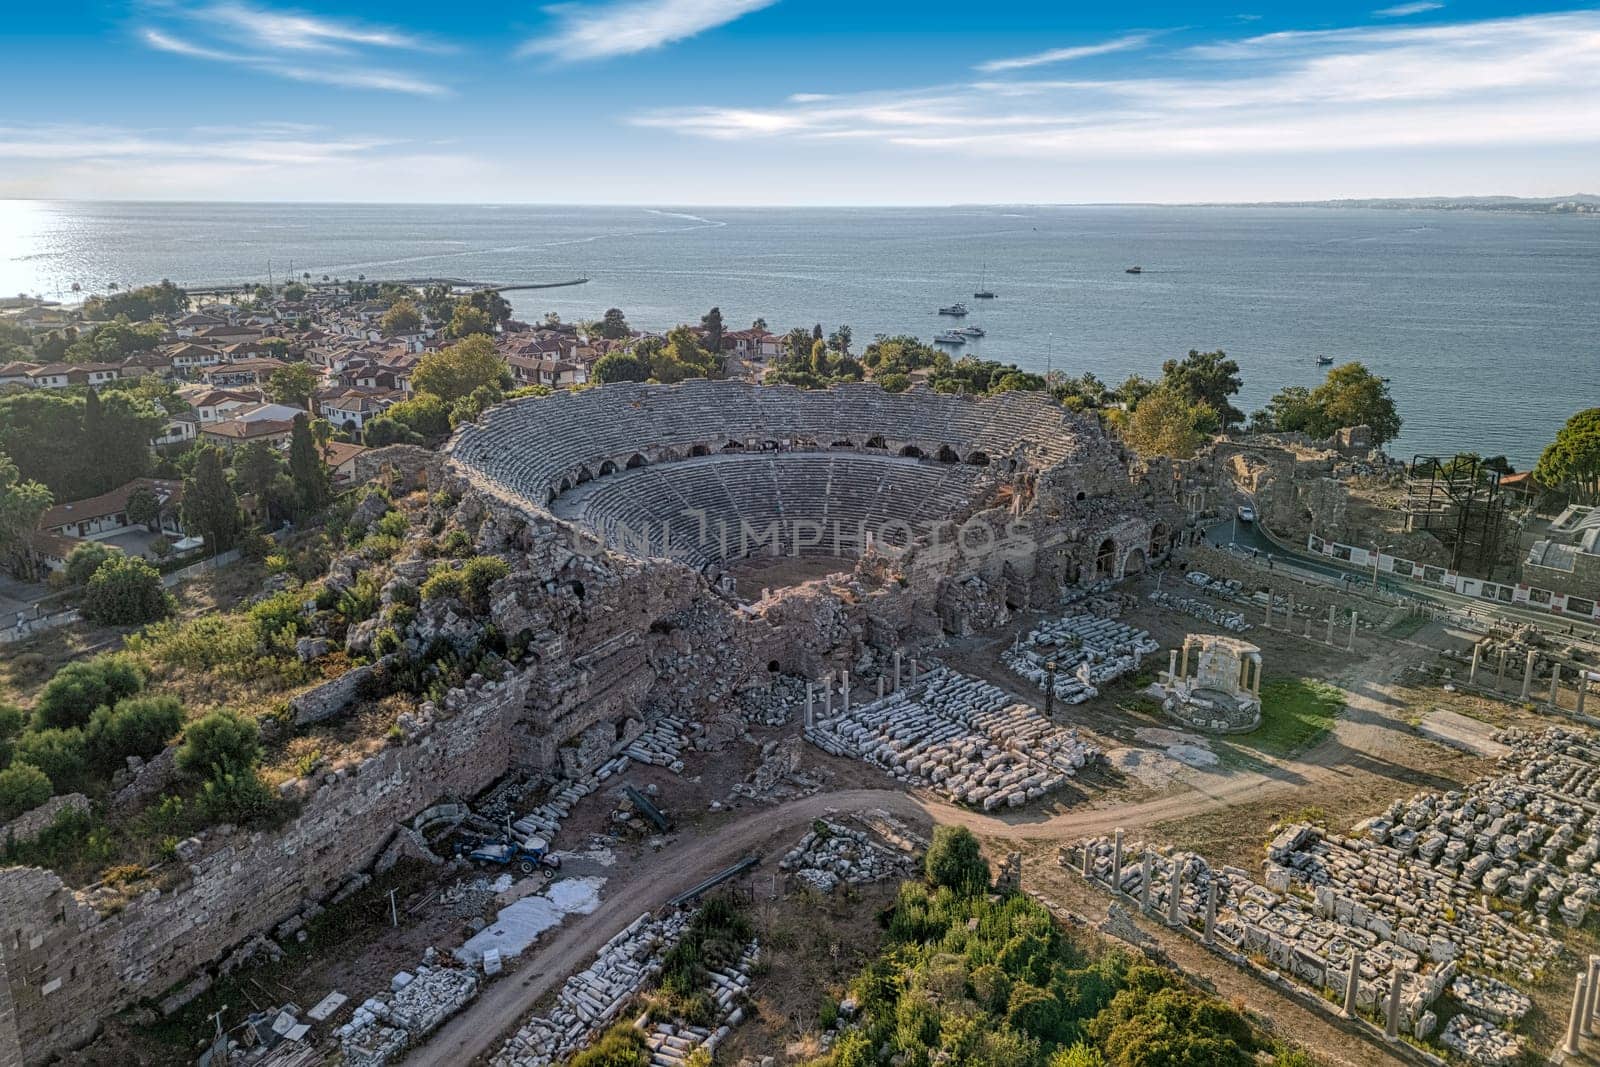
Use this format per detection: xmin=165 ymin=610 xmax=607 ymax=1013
xmin=926 ymin=825 xmax=990 ymax=896
xmin=0 ymin=763 xmax=52 ymax=820
xmin=63 ymin=541 xmax=118 ymax=586
xmin=81 ymin=556 xmax=172 ymax=625
xmin=568 ymin=1022 xmax=649 ymax=1067
xmin=34 ymin=657 xmax=145 ymax=730
xmin=420 ymin=567 xmax=466 ymax=603
xmin=195 ymin=764 xmax=277 ymax=825
xmin=374 ymin=510 xmax=409 ymax=539
xmin=177 ymin=710 xmax=261 ymax=779
xmin=440 ymin=528 xmax=472 ymax=557
xmin=12 ymin=728 xmax=88 ymax=792
xmin=0 ymin=704 xmax=25 ymax=766
xmin=462 ymin=555 xmax=510 ymax=611
xmin=86 ymin=695 xmax=184 ymax=773
xmin=249 ymin=590 xmax=305 ymax=645
xmin=338 ymin=573 xmax=382 ymax=624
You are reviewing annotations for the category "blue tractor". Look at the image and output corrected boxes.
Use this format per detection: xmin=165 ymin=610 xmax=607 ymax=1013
xmin=454 ymin=833 xmax=562 ymax=879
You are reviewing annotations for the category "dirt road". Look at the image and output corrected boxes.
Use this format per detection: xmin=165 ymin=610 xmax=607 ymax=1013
xmin=413 ymin=627 xmax=1447 ymax=1065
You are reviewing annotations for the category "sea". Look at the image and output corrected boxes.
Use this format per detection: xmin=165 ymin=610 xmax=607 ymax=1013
xmin=3 ymin=200 xmax=1596 ymax=467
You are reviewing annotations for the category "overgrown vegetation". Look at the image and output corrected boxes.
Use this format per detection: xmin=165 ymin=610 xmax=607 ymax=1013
xmin=810 ymin=826 xmax=1302 ymax=1067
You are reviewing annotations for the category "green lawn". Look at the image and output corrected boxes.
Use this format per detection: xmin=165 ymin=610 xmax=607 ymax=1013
xmin=1247 ymin=677 xmax=1346 ymax=757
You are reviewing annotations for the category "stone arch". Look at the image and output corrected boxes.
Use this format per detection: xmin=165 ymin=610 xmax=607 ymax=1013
xmin=1094 ymin=537 xmax=1118 ymax=578
xmin=1075 ymin=490 xmax=1087 ymax=502
xmin=866 ymin=435 xmax=887 ymax=450
xmin=937 ymin=445 xmax=960 ymax=464
xmin=832 ymin=439 xmax=855 ymax=449
xmin=722 ymin=440 xmax=745 ymax=452
xmin=626 ymin=452 xmax=648 ymax=469
xmin=900 ymin=445 xmax=924 ymax=459
xmin=599 ymin=459 xmax=618 ymax=476
xmin=1122 ymin=547 xmax=1147 ymax=575
xmin=690 ymin=444 xmax=711 ymax=458
xmin=558 ymin=477 xmax=573 ymax=494
xmin=574 ymin=466 xmax=594 ymax=485
xmin=966 ymin=451 xmax=990 ymax=467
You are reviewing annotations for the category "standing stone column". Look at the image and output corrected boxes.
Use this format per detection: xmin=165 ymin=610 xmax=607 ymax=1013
xmin=1203 ymin=882 xmax=1218 ymax=944
xmin=1582 ymin=955 xmax=1600 ymax=1039
xmin=1140 ymin=852 xmax=1154 ymax=912
xmin=805 ymin=684 xmax=815 ymax=729
xmin=893 ymin=650 xmax=902 ymax=690
xmin=1326 ymin=605 xmax=1337 ymax=645
xmin=910 ymin=658 xmax=919 ymax=686
xmin=1564 ymin=972 xmax=1588 ymax=1056
xmin=1469 ymin=644 xmax=1481 ymax=686
xmin=1579 ymin=678 xmax=1589 ymax=717
xmin=1081 ymin=845 xmax=1093 ymax=879
xmin=1384 ymin=972 xmax=1403 ymax=1041
xmin=1497 ymin=647 xmax=1508 ymax=688
xmin=1343 ymin=955 xmax=1361 ymax=1018
xmin=1348 ymin=610 xmax=1358 ymax=650
xmin=1167 ymin=648 xmax=1179 ymax=684
xmin=1549 ymin=663 xmax=1562 ymax=710
xmin=822 ymin=671 xmax=834 ymax=715
xmin=1265 ymin=593 xmax=1273 ymax=630
xmin=841 ymin=671 xmax=851 ymax=714
xmin=877 ymin=676 xmax=886 ymax=701
xmin=1521 ymin=650 xmax=1538 ymax=701
xmin=1112 ymin=829 xmax=1124 ymax=891
xmin=1166 ymin=855 xmax=1184 ymax=926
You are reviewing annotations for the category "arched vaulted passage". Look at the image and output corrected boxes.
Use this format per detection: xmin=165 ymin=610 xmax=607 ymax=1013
xmin=1095 ymin=537 xmax=1117 ymax=578
xmin=626 ymin=453 xmax=648 ymax=469
xmin=900 ymin=445 xmax=924 ymax=459
xmin=937 ymin=445 xmax=960 ymax=464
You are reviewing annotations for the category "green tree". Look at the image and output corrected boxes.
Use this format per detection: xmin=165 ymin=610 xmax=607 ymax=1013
xmin=446 ymin=301 xmax=495 ymax=340
xmin=1087 ymin=982 xmax=1254 ymax=1067
xmin=63 ymin=541 xmax=118 ymax=586
xmin=81 ymin=280 xmax=187 ymax=322
xmin=465 ymin=289 xmax=512 ymax=324
xmin=383 ymin=393 xmax=453 ymax=439
xmin=231 ymin=440 xmax=286 ymax=500
xmin=86 ymin=695 xmax=184 ymax=773
xmin=0 ymin=763 xmax=52 ymax=820
xmin=593 ymin=351 xmax=652 ymax=384
xmin=413 ymin=335 xmax=509 ymax=402
xmin=1249 ymin=385 xmax=1318 ymax=435
xmin=380 ymin=299 xmax=422 ymax=336
xmin=648 ymin=327 xmax=720 ymax=384
xmin=1306 ymin=362 xmax=1401 ymax=445
xmin=181 ymin=445 xmax=243 ymax=553
xmin=81 ymin=555 xmax=171 ymax=625
xmin=288 ymin=414 xmax=330 ymax=517
xmin=701 ymin=306 xmax=724 ymax=353
xmin=810 ymin=338 xmax=830 ymax=376
xmin=125 ymin=485 xmax=161 ymax=530
xmin=34 ymin=657 xmax=144 ymax=730
xmin=0 ymin=704 xmax=25 ymax=767
xmin=926 ymin=825 xmax=990 ymax=895
xmin=596 ymin=308 xmax=631 ymax=340
xmin=1535 ymin=408 xmax=1600 ymax=503
xmin=362 ymin=416 xmax=421 ymax=447
xmin=1160 ymin=350 xmax=1243 ymax=431
xmin=1123 ymin=386 xmax=1218 ymax=460
xmin=177 ymin=709 xmax=262 ymax=779
xmin=282 ymin=282 xmax=307 ymax=302
xmin=267 ymin=362 xmax=319 ymax=410
xmin=0 ymin=453 xmax=51 ymax=578
xmin=12 ymin=729 xmax=87 ymax=792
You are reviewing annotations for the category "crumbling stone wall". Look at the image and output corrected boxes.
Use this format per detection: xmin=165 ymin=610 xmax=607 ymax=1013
xmin=0 ymin=677 xmax=526 ymax=1064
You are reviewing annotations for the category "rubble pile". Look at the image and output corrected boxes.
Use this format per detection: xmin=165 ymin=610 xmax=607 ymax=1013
xmin=778 ymin=820 xmax=911 ymax=893
xmin=491 ymin=910 xmax=694 ymax=1067
xmin=1002 ymin=613 xmax=1161 ymax=703
xmin=737 ymin=677 xmax=805 ymax=727
xmin=641 ymin=940 xmax=760 ymax=1066
xmin=623 ymin=716 xmax=691 ymax=772
xmin=808 ymin=667 xmax=1099 ymax=810
xmin=1448 ymin=973 xmax=1530 ymax=1025
xmin=339 ymin=964 xmax=479 ymax=1067
xmin=510 ymin=756 xmax=632 ymax=844
xmin=1439 ymin=1015 xmax=1522 ymax=1066
xmin=1183 ymin=570 xmax=1244 ymax=599
xmin=1148 ymin=590 xmax=1252 ymax=632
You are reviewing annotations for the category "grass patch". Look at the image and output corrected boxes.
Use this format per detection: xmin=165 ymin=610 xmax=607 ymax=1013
xmin=1244 ymin=678 xmax=1345 ymax=757
xmin=1385 ymin=613 xmax=1430 ymax=639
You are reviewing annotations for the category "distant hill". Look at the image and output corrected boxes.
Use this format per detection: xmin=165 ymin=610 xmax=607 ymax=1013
xmin=1219 ymin=194 xmax=1600 ymax=215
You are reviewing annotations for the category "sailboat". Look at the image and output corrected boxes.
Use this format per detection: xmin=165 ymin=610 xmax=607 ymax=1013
xmin=974 ymin=264 xmax=996 ymax=299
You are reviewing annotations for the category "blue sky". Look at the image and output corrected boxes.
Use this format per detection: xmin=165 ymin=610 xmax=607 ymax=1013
xmin=1 ymin=0 xmax=1596 ymax=202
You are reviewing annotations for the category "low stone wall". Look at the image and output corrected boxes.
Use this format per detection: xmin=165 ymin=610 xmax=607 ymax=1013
xmin=0 ymin=795 xmax=89 ymax=848
xmin=0 ymin=676 xmax=526 ymax=1066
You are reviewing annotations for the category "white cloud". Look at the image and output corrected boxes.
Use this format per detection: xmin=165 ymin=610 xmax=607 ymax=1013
xmin=1376 ymin=2 xmax=1444 ymax=16
xmin=634 ymin=11 xmax=1600 ymax=159
xmin=520 ymin=0 xmax=779 ymax=60
xmin=138 ymin=3 xmax=449 ymax=95
xmin=975 ymin=34 xmax=1151 ymax=73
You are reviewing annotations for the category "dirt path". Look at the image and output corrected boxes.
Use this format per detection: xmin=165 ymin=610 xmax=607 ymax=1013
xmin=413 ymin=628 xmax=1446 ymax=1065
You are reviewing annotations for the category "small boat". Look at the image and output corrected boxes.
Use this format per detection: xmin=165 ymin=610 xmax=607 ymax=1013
xmin=1315 ymin=355 xmax=1334 ymax=366
xmin=935 ymin=330 xmax=968 ymax=345
xmin=938 ymin=302 xmax=969 ymax=316
xmin=957 ymin=325 xmax=985 ymax=337
xmin=1125 ymin=266 xmax=1143 ymax=274
xmin=974 ymin=264 xmax=996 ymax=299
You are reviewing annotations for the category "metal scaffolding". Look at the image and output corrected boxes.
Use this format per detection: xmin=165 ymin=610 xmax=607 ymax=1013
xmin=1403 ymin=454 xmax=1512 ymax=577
